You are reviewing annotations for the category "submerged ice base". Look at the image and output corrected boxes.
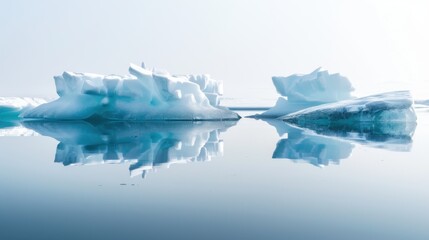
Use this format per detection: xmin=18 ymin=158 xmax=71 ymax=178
xmin=22 ymin=63 xmax=239 ymax=121
xmin=255 ymin=68 xmax=354 ymax=118
xmin=282 ymin=91 xmax=417 ymax=125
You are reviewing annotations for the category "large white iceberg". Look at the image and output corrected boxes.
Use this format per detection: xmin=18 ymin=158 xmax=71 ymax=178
xmin=281 ymin=91 xmax=417 ymax=124
xmin=255 ymin=68 xmax=354 ymax=118
xmin=0 ymin=97 xmax=46 ymax=119
xmin=21 ymin=63 xmax=239 ymax=121
xmin=23 ymin=120 xmax=234 ymax=178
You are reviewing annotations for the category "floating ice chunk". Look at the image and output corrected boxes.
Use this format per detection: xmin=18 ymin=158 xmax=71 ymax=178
xmin=0 ymin=97 xmax=47 ymax=119
xmin=255 ymin=68 xmax=354 ymax=118
xmin=281 ymin=91 xmax=417 ymax=124
xmin=23 ymin=120 xmax=236 ymax=178
xmin=22 ymin=63 xmax=239 ymax=121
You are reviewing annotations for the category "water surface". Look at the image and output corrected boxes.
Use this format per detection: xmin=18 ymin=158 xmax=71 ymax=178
xmin=0 ymin=109 xmax=428 ymax=240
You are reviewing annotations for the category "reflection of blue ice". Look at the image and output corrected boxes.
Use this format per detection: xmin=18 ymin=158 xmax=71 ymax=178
xmin=0 ymin=121 xmax=39 ymax=136
xmin=23 ymin=121 xmax=236 ymax=178
xmin=264 ymin=119 xmax=415 ymax=167
xmin=267 ymin=120 xmax=353 ymax=166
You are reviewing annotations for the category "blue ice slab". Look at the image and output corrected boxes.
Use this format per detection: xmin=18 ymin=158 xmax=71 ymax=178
xmin=281 ymin=91 xmax=417 ymax=124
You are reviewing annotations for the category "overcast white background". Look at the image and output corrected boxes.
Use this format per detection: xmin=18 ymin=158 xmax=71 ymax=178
xmin=1 ymin=0 xmax=428 ymax=99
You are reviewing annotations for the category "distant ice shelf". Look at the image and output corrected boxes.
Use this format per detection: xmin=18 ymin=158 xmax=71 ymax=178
xmin=415 ymin=99 xmax=429 ymax=106
xmin=254 ymin=68 xmax=354 ymax=118
xmin=21 ymin=63 xmax=240 ymax=121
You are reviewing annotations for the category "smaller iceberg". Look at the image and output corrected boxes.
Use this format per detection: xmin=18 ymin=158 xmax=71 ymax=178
xmin=282 ymin=91 xmax=417 ymax=125
xmin=21 ymin=63 xmax=239 ymax=121
xmin=255 ymin=68 xmax=354 ymax=118
xmin=0 ymin=97 xmax=46 ymax=119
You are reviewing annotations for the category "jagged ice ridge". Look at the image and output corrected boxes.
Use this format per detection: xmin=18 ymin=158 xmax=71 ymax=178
xmin=21 ymin=63 xmax=239 ymax=121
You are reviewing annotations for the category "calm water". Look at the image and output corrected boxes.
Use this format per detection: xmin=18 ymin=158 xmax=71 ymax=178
xmin=1 ymin=109 xmax=429 ymax=240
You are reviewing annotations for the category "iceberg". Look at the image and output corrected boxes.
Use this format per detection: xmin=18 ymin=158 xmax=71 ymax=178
xmin=23 ymin=120 xmax=235 ymax=178
xmin=0 ymin=97 xmax=46 ymax=119
xmin=255 ymin=68 xmax=354 ymax=118
xmin=21 ymin=63 xmax=239 ymax=121
xmin=282 ymin=91 xmax=417 ymax=125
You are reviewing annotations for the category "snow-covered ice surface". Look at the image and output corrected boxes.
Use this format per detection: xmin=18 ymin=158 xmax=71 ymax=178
xmin=282 ymin=91 xmax=417 ymax=125
xmin=23 ymin=120 xmax=235 ymax=178
xmin=254 ymin=68 xmax=354 ymax=118
xmin=21 ymin=63 xmax=239 ymax=121
xmin=0 ymin=97 xmax=46 ymax=119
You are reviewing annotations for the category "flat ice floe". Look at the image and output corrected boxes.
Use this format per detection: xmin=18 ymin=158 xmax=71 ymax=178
xmin=21 ymin=63 xmax=239 ymax=121
xmin=0 ymin=97 xmax=46 ymax=119
xmin=255 ymin=68 xmax=354 ymax=118
xmin=281 ymin=91 xmax=417 ymax=124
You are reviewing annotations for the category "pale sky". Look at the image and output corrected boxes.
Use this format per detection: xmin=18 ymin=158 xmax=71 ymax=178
xmin=1 ymin=0 xmax=428 ymax=99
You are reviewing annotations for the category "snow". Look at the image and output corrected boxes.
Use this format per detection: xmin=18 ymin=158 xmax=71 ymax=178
xmin=23 ymin=120 xmax=235 ymax=178
xmin=0 ymin=97 xmax=46 ymax=119
xmin=281 ymin=91 xmax=417 ymax=124
xmin=256 ymin=68 xmax=354 ymax=118
xmin=21 ymin=63 xmax=239 ymax=121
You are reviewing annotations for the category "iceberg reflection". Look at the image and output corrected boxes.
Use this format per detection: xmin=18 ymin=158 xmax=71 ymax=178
xmin=265 ymin=119 xmax=416 ymax=167
xmin=0 ymin=121 xmax=39 ymax=136
xmin=23 ymin=120 xmax=236 ymax=178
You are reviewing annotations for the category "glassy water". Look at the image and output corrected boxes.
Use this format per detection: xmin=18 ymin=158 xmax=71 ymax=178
xmin=1 ymin=109 xmax=429 ymax=240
